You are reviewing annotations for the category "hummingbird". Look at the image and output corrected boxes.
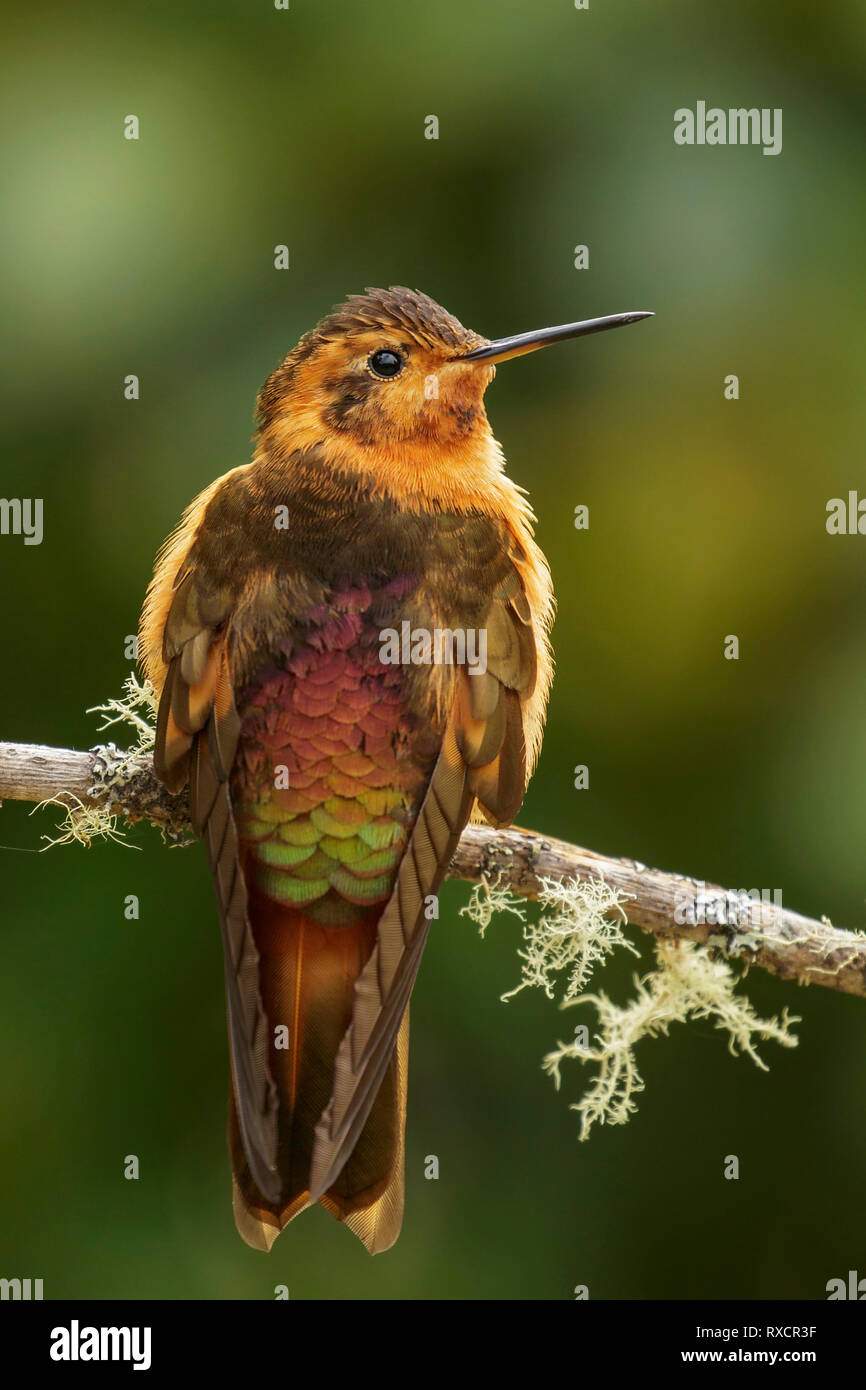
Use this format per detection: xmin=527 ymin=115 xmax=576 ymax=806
xmin=139 ymin=287 xmax=651 ymax=1253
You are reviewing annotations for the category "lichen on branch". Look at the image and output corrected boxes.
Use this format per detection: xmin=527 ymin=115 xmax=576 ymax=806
xmin=465 ymin=876 xmax=800 ymax=1139
xmin=462 ymin=872 xmax=637 ymax=1001
xmin=37 ymin=674 xmax=161 ymax=849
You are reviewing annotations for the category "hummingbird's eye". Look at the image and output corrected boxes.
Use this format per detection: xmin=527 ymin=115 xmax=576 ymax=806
xmin=368 ymin=348 xmax=404 ymax=379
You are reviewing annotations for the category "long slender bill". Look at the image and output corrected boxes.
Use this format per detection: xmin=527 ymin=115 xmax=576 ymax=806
xmin=459 ymin=311 xmax=654 ymax=365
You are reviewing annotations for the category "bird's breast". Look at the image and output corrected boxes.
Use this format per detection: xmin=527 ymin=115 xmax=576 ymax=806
xmin=231 ymin=574 xmax=441 ymax=929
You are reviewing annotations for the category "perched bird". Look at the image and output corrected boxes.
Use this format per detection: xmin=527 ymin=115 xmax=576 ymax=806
xmin=139 ymin=287 xmax=651 ymax=1253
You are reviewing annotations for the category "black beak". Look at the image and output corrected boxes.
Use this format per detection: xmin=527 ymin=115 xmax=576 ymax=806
xmin=457 ymin=311 xmax=654 ymax=365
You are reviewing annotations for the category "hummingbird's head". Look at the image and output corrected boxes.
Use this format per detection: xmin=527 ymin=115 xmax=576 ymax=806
xmin=256 ymin=287 xmax=495 ymax=454
xmin=255 ymin=287 xmax=652 ymax=501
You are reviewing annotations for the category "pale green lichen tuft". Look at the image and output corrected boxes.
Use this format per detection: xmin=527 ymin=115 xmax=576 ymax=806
xmin=468 ymin=873 xmax=800 ymax=1140
xmin=39 ymin=673 xmax=158 ymax=850
xmin=35 ymin=794 xmax=133 ymax=851
xmin=544 ymin=938 xmax=800 ymax=1140
xmin=462 ymin=872 xmax=636 ymax=1002
xmin=460 ymin=873 xmax=528 ymax=938
xmin=87 ymin=673 xmax=158 ymax=759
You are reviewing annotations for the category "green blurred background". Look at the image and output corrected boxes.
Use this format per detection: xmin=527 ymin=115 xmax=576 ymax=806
xmin=1 ymin=0 xmax=865 ymax=1300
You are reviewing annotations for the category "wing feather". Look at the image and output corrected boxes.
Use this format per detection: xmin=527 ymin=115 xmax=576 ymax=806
xmin=152 ymin=567 xmax=280 ymax=1205
xmin=308 ymin=717 xmax=473 ymax=1199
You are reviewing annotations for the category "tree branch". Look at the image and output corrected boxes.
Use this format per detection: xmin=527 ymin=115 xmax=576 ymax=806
xmin=2 ymin=739 xmax=864 ymax=999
